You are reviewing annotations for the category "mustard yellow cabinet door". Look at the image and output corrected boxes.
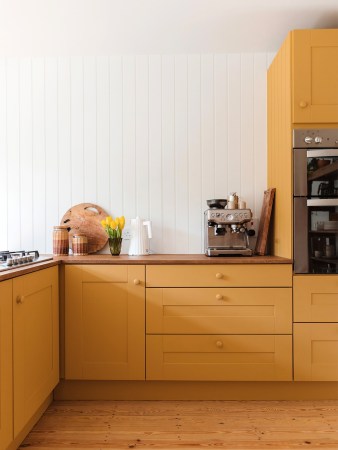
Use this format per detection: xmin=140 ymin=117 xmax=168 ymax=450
xmin=294 ymin=275 xmax=338 ymax=322
xmin=13 ymin=267 xmax=59 ymax=437
xmin=0 ymin=280 xmax=13 ymax=449
xmin=65 ymin=265 xmax=145 ymax=380
xmin=293 ymin=29 xmax=338 ymax=123
xmin=294 ymin=323 xmax=338 ymax=381
xmin=147 ymin=335 xmax=292 ymax=381
xmin=147 ymin=288 xmax=292 ymax=334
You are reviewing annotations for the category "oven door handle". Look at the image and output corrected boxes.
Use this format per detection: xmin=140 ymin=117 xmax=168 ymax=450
xmin=307 ymin=149 xmax=338 ymax=158
xmin=307 ymin=199 xmax=338 ymax=207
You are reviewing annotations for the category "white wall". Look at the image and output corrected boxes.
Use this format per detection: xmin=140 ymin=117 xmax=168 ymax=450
xmin=0 ymin=53 xmax=274 ymax=254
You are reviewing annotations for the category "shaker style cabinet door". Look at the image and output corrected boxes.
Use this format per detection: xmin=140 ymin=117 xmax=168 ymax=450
xmin=0 ymin=280 xmax=13 ymax=449
xmin=293 ymin=29 xmax=338 ymax=123
xmin=294 ymin=323 xmax=338 ymax=381
xmin=65 ymin=265 xmax=145 ymax=380
xmin=13 ymin=267 xmax=59 ymax=437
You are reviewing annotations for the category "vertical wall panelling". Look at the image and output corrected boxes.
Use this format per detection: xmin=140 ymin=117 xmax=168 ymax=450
xmin=97 ymin=57 xmax=110 ymax=210
xmin=19 ymin=59 xmax=33 ymax=250
xmin=162 ymin=56 xmax=176 ymax=253
xmin=240 ymin=54 xmax=254 ymax=209
xmin=58 ymin=57 xmax=71 ymax=222
xmin=253 ymin=54 xmax=269 ymax=217
xmin=70 ymin=57 xmax=84 ymax=206
xmin=32 ymin=58 xmax=46 ymax=252
xmin=148 ymin=55 xmax=162 ymax=254
xmin=135 ymin=56 xmax=149 ymax=221
xmin=45 ymin=58 xmax=58 ymax=252
xmin=187 ymin=55 xmax=202 ymax=253
xmin=0 ymin=59 xmax=7 ymax=250
xmin=214 ymin=54 xmax=228 ymax=198
xmin=7 ymin=58 xmax=20 ymax=250
xmin=227 ymin=54 xmax=241 ymax=195
xmin=174 ymin=55 xmax=189 ymax=253
xmin=201 ymin=55 xmax=215 ymax=202
xmin=109 ymin=56 xmax=123 ymax=217
xmin=122 ymin=56 xmax=136 ymax=220
xmin=83 ymin=57 xmax=97 ymax=204
xmin=1 ymin=53 xmax=271 ymax=253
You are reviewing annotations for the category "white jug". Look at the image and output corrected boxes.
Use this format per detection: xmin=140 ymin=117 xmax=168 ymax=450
xmin=128 ymin=217 xmax=152 ymax=256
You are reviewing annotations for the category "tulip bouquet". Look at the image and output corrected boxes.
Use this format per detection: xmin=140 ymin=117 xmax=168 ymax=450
xmin=100 ymin=215 xmax=125 ymax=238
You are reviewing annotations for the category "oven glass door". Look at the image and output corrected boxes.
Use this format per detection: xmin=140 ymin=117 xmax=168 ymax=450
xmin=308 ymin=199 xmax=338 ymax=273
xmin=294 ymin=149 xmax=338 ymax=197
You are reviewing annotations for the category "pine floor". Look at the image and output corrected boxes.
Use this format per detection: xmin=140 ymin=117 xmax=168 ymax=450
xmin=20 ymin=400 xmax=338 ymax=449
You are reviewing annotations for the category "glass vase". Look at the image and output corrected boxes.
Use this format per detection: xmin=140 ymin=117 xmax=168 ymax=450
xmin=108 ymin=237 xmax=123 ymax=256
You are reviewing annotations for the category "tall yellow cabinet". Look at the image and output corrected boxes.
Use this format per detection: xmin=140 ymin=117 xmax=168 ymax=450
xmin=268 ymin=29 xmax=338 ymax=382
xmin=268 ymin=28 xmax=338 ymax=258
xmin=0 ymin=280 xmax=13 ymax=450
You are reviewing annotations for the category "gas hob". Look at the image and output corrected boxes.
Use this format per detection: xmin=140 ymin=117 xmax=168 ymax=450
xmin=0 ymin=250 xmax=53 ymax=272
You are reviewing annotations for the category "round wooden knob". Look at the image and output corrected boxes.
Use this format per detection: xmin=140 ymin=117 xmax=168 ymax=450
xmin=215 ymin=294 xmax=223 ymax=300
xmin=215 ymin=272 xmax=223 ymax=279
xmin=133 ymin=279 xmax=141 ymax=285
xmin=216 ymin=340 xmax=223 ymax=348
xmin=299 ymin=100 xmax=308 ymax=108
xmin=16 ymin=296 xmax=24 ymax=304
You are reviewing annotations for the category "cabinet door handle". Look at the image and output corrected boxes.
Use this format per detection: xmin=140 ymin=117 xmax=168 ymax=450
xmin=215 ymin=294 xmax=223 ymax=300
xmin=216 ymin=340 xmax=223 ymax=348
xmin=16 ymin=295 xmax=24 ymax=304
xmin=215 ymin=272 xmax=223 ymax=279
xmin=133 ymin=279 xmax=141 ymax=285
xmin=299 ymin=100 xmax=308 ymax=108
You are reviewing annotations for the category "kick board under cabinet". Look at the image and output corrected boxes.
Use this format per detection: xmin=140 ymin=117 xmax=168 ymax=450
xmin=146 ymin=264 xmax=293 ymax=381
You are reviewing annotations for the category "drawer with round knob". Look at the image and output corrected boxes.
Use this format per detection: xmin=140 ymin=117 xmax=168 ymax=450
xmin=146 ymin=264 xmax=292 ymax=287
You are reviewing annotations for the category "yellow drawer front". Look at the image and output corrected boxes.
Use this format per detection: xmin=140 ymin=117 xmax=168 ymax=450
xmin=146 ymin=265 xmax=292 ymax=287
xmin=294 ymin=275 xmax=338 ymax=322
xmin=294 ymin=323 xmax=338 ymax=381
xmin=66 ymin=264 xmax=129 ymax=283
xmin=147 ymin=288 xmax=292 ymax=334
xmin=146 ymin=335 xmax=292 ymax=381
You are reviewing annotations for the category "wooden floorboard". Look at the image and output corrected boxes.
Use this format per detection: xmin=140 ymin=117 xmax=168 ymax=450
xmin=20 ymin=400 xmax=338 ymax=449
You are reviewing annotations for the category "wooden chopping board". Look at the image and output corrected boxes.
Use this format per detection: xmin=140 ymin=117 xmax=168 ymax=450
xmin=254 ymin=188 xmax=276 ymax=256
xmin=61 ymin=203 xmax=109 ymax=254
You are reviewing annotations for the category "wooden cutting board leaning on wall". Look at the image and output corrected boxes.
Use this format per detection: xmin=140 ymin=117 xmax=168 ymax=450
xmin=61 ymin=203 xmax=109 ymax=253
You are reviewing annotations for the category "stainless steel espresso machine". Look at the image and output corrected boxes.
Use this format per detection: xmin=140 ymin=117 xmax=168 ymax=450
xmin=204 ymin=198 xmax=254 ymax=256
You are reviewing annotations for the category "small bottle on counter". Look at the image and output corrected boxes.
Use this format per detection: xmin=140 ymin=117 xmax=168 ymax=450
xmin=72 ymin=234 xmax=88 ymax=256
xmin=53 ymin=226 xmax=69 ymax=256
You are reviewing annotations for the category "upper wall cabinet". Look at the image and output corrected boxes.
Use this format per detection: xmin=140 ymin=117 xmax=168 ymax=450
xmin=293 ymin=29 xmax=338 ymax=124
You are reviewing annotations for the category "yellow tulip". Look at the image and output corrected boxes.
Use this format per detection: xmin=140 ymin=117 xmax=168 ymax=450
xmin=115 ymin=217 xmax=120 ymax=226
xmin=100 ymin=219 xmax=106 ymax=227
xmin=106 ymin=216 xmax=112 ymax=225
xmin=120 ymin=216 xmax=125 ymax=229
xmin=110 ymin=219 xmax=117 ymax=229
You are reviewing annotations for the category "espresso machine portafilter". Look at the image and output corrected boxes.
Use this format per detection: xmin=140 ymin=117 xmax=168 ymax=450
xmin=204 ymin=198 xmax=255 ymax=256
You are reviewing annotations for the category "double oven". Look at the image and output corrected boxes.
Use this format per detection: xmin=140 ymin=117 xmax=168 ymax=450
xmin=294 ymin=129 xmax=338 ymax=274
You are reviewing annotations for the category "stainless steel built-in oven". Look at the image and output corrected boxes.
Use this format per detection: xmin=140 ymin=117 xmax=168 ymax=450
xmin=294 ymin=129 xmax=338 ymax=273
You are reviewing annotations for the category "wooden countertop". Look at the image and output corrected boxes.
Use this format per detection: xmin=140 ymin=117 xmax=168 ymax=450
xmin=0 ymin=254 xmax=292 ymax=282
xmin=54 ymin=254 xmax=292 ymax=265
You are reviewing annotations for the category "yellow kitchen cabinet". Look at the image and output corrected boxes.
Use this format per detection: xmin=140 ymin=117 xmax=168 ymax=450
xmin=146 ymin=264 xmax=293 ymax=381
xmin=13 ymin=266 xmax=59 ymax=437
xmin=147 ymin=287 xmax=292 ymax=335
xmin=294 ymin=275 xmax=338 ymax=322
xmin=147 ymin=334 xmax=292 ymax=381
xmin=293 ymin=274 xmax=338 ymax=381
xmin=293 ymin=29 xmax=338 ymax=124
xmin=65 ymin=265 xmax=145 ymax=380
xmin=0 ymin=280 xmax=13 ymax=449
xmin=268 ymin=29 xmax=338 ymax=258
xmin=294 ymin=323 xmax=338 ymax=381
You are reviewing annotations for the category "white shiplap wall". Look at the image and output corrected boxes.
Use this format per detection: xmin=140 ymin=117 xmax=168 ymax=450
xmin=0 ymin=53 xmax=275 ymax=254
